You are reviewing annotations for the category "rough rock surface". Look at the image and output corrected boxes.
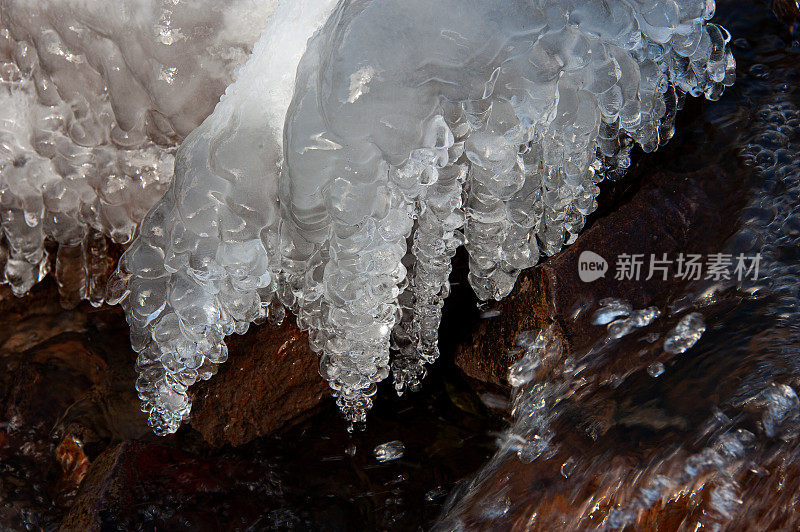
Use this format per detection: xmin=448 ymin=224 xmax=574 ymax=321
xmin=0 ymin=277 xmax=497 ymax=529
xmin=60 ymin=440 xmax=280 ymax=531
xmin=772 ymin=0 xmax=800 ymax=25
xmin=190 ymin=320 xmax=330 ymax=447
xmin=0 ymin=242 xmax=330 ymax=448
xmin=442 ymin=3 xmax=800 ymax=530
xmin=454 ymin=165 xmax=745 ymax=387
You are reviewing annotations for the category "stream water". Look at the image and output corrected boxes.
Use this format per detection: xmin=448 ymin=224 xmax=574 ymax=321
xmin=438 ymin=1 xmax=800 ymax=529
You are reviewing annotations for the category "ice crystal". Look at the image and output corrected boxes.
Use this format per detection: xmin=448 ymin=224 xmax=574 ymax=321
xmin=110 ymin=0 xmax=735 ymax=434
xmin=0 ymin=0 xmax=271 ymax=301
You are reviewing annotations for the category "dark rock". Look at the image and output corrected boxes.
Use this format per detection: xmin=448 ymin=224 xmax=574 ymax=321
xmin=0 ymin=278 xmax=497 ymax=531
xmin=0 ymin=280 xmax=124 ymax=529
xmin=772 ymin=0 xmax=800 ymax=26
xmin=451 ymin=268 xmax=552 ymax=389
xmin=60 ymin=440 xmax=281 ymax=531
xmin=454 ymin=166 xmax=746 ymax=387
xmin=190 ymin=319 xmax=330 ymax=447
xmin=61 ymin=381 xmax=501 ymax=532
xmin=1 ymin=275 xmax=332 ymax=449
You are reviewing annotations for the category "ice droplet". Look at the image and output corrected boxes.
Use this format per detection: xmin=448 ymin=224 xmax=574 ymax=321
xmin=592 ymin=298 xmax=633 ymax=325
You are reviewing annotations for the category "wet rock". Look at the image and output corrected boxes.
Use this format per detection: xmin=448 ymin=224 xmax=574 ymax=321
xmin=440 ymin=433 xmax=800 ymax=530
xmin=441 ymin=3 xmax=800 ymax=528
xmin=0 ymin=279 xmax=150 ymax=443
xmin=0 ymin=277 xmax=497 ymax=530
xmin=55 ymin=433 xmax=92 ymax=503
xmin=0 ymin=256 xmax=342 ymax=452
xmin=0 ymin=280 xmax=121 ymax=529
xmin=61 ymin=381 xmax=501 ymax=532
xmin=772 ymin=0 xmax=800 ymax=26
xmin=0 ymin=285 xmax=87 ymax=352
xmin=190 ymin=319 xmax=330 ymax=447
xmin=452 ymin=268 xmax=552 ymax=389
xmin=440 ymin=292 xmax=800 ymax=530
xmin=454 ymin=166 xmax=745 ymax=387
xmin=0 ymin=283 xmax=116 ymax=439
xmin=60 ymin=440 xmax=281 ymax=531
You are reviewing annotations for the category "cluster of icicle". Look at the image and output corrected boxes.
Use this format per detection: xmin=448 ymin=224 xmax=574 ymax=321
xmin=0 ymin=0 xmax=268 ymax=304
xmin=107 ymin=0 xmax=735 ymax=434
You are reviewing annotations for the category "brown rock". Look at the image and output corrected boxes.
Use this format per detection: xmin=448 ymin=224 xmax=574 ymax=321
xmin=440 ymin=434 xmax=800 ymax=530
xmin=0 ymin=280 xmax=138 ymax=528
xmin=0 ymin=302 xmax=107 ymax=432
xmin=454 ymin=166 xmax=746 ymax=387
xmin=0 ymin=278 xmax=330 ymax=527
xmin=60 ymin=440 xmax=277 ymax=531
xmin=1 ymin=271 xmax=333 ymax=449
xmin=190 ymin=319 xmax=330 ymax=447
xmin=772 ymin=0 xmax=800 ymax=25
xmin=451 ymin=268 xmax=553 ymax=389
xmin=0 ymin=284 xmax=88 ymax=351
xmin=441 ymin=295 xmax=800 ymax=530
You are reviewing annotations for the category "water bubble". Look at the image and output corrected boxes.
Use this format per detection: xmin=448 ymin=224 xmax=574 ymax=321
xmin=374 ymin=440 xmax=405 ymax=462
xmin=647 ymin=361 xmax=665 ymax=377
xmin=748 ymin=64 xmax=771 ymax=79
xmin=560 ymin=457 xmax=577 ymax=478
xmin=425 ymin=486 xmax=448 ymax=502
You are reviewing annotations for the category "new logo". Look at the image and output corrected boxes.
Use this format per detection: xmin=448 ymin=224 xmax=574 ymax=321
xmin=578 ymin=251 xmax=608 ymax=282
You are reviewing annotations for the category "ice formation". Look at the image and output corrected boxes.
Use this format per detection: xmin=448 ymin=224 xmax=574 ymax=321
xmin=0 ymin=0 xmax=272 ymax=303
xmin=110 ymin=0 xmax=736 ymax=434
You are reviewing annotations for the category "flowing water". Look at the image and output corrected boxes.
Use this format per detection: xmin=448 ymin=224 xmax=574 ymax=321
xmin=438 ymin=1 xmax=800 ymax=529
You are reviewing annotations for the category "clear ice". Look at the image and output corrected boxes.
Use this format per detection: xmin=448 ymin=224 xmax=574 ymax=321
xmin=108 ymin=0 xmax=736 ymax=434
xmin=0 ymin=0 xmax=272 ymax=302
